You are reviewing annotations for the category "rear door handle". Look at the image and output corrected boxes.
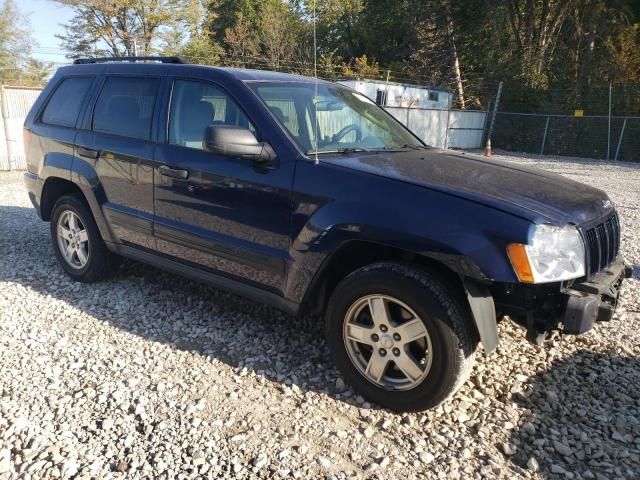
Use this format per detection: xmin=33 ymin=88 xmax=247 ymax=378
xmin=159 ymin=165 xmax=189 ymax=180
xmin=77 ymin=146 xmax=100 ymax=159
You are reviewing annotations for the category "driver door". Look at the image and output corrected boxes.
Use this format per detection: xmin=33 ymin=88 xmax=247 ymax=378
xmin=153 ymin=78 xmax=293 ymax=291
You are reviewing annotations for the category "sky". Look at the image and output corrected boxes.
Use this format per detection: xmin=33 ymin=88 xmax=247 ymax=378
xmin=21 ymin=0 xmax=75 ymax=64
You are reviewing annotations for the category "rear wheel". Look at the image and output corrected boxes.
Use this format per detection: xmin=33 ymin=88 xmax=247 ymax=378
xmin=325 ymin=262 xmax=476 ymax=411
xmin=50 ymin=194 xmax=116 ymax=282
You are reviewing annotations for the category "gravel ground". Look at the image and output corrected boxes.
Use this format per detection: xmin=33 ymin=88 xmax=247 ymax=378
xmin=1 ymin=153 xmax=639 ymax=480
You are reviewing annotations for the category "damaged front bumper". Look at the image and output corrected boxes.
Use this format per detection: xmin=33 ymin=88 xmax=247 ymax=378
xmin=561 ymin=258 xmax=632 ymax=334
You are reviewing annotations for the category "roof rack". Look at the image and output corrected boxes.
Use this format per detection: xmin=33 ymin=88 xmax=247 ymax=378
xmin=73 ymin=56 xmax=187 ymax=65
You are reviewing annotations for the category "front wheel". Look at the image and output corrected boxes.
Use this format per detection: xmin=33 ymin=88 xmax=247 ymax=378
xmin=325 ymin=262 xmax=476 ymax=412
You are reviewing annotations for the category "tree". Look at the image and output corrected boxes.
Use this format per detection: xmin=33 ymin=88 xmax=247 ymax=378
xmin=18 ymin=59 xmax=53 ymax=87
xmin=56 ymin=0 xmax=190 ymax=58
xmin=223 ymin=15 xmax=259 ymax=67
xmin=209 ymin=0 xmax=258 ymax=44
xmin=503 ymin=0 xmax=575 ymax=88
xmin=340 ymin=54 xmax=381 ymax=79
xmin=299 ymin=0 xmax=363 ymax=58
xmin=0 ymin=0 xmax=51 ymax=85
xmin=160 ymin=0 xmax=223 ymax=64
xmin=52 ymin=0 xmax=640 ymax=114
xmin=410 ymin=1 xmax=467 ymax=105
xmin=257 ymin=0 xmax=301 ymax=70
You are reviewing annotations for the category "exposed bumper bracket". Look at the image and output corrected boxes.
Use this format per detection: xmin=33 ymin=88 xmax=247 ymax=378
xmin=464 ymin=279 xmax=499 ymax=353
xmin=561 ymin=258 xmax=627 ymax=334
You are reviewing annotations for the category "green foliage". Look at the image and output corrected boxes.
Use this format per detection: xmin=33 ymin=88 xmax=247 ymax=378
xmin=56 ymin=0 xmax=196 ymax=58
xmin=163 ymin=33 xmax=223 ymax=65
xmin=0 ymin=0 xmax=52 ymax=86
xmin=53 ymin=0 xmax=640 ymax=113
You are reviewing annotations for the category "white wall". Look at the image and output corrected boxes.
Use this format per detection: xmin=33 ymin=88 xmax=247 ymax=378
xmin=0 ymin=87 xmax=42 ymax=171
xmin=385 ymin=107 xmax=487 ymax=149
xmin=447 ymin=110 xmax=487 ymax=149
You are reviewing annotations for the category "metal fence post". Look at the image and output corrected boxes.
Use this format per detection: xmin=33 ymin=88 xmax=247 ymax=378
xmin=614 ymin=117 xmax=627 ymax=161
xmin=444 ymin=108 xmax=451 ymax=149
xmin=607 ymin=83 xmax=612 ymax=160
xmin=485 ymin=81 xmax=503 ymax=149
xmin=0 ymin=85 xmax=11 ymax=171
xmin=540 ymin=115 xmax=550 ymax=155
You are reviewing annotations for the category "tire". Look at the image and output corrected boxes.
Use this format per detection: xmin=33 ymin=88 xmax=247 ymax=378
xmin=325 ymin=262 xmax=476 ymax=412
xmin=50 ymin=194 xmax=116 ymax=282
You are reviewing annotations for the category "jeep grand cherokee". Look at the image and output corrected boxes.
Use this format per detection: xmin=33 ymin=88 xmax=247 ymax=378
xmin=23 ymin=57 xmax=630 ymax=411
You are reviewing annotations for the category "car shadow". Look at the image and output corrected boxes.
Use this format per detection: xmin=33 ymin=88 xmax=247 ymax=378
xmin=0 ymin=205 xmax=372 ymax=410
xmin=507 ymin=350 xmax=640 ymax=479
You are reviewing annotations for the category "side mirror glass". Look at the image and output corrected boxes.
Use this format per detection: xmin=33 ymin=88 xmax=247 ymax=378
xmin=203 ymin=125 xmax=275 ymax=164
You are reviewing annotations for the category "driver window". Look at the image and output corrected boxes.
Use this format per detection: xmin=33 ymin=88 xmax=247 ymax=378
xmin=169 ymin=80 xmax=255 ymax=150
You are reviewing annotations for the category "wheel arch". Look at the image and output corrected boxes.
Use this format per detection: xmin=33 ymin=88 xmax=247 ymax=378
xmin=40 ymin=173 xmax=114 ymax=243
xmin=298 ymin=240 xmax=499 ymax=352
xmin=40 ymin=176 xmax=84 ymax=221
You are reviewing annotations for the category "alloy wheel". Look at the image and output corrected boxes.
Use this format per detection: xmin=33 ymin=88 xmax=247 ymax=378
xmin=343 ymin=294 xmax=432 ymax=391
xmin=57 ymin=210 xmax=90 ymax=269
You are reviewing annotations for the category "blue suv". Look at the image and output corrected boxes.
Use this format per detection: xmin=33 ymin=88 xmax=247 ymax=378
xmin=23 ymin=57 xmax=630 ymax=411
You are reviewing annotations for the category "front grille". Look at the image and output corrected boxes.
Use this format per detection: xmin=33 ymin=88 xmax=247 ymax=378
xmin=584 ymin=212 xmax=620 ymax=275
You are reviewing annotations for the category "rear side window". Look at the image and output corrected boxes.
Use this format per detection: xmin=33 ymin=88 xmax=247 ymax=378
xmin=41 ymin=77 xmax=93 ymax=127
xmin=93 ymin=77 xmax=159 ymax=140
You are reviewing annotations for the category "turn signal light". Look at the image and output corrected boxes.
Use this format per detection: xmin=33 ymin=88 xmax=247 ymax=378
xmin=507 ymin=243 xmax=534 ymax=283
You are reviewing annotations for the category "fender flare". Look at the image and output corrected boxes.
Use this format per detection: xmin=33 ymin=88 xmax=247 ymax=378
xmin=69 ymin=158 xmax=115 ymax=243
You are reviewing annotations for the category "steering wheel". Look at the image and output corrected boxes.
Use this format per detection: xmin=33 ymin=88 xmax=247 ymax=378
xmin=332 ymin=124 xmax=362 ymax=143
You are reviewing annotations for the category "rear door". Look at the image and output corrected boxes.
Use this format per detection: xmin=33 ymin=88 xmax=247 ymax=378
xmin=152 ymin=75 xmax=295 ymax=292
xmin=75 ymin=73 xmax=162 ymax=250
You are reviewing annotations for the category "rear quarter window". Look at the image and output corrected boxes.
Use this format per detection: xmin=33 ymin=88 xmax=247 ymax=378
xmin=41 ymin=77 xmax=93 ymax=127
xmin=92 ymin=77 xmax=159 ymax=141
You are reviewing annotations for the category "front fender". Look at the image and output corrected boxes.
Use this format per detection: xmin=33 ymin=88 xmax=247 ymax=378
xmin=285 ymin=216 xmax=488 ymax=304
xmin=285 ymin=162 xmax=533 ymax=304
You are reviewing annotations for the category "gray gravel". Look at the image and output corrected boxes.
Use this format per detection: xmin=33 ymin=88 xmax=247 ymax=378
xmin=1 ymin=152 xmax=639 ymax=480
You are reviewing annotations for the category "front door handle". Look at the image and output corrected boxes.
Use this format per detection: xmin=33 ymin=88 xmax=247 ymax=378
xmin=77 ymin=146 xmax=100 ymax=159
xmin=159 ymin=165 xmax=189 ymax=180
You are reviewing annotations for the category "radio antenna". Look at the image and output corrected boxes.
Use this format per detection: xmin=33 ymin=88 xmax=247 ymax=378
xmin=312 ymin=0 xmax=319 ymax=165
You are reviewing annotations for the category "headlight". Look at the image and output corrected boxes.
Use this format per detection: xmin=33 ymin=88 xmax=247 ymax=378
xmin=507 ymin=224 xmax=585 ymax=283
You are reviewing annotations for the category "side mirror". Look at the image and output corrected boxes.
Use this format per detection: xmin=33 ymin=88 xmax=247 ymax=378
xmin=203 ymin=125 xmax=276 ymax=164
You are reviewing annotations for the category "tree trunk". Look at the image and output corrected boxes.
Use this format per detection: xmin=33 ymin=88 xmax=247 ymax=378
xmin=445 ymin=1 xmax=465 ymax=109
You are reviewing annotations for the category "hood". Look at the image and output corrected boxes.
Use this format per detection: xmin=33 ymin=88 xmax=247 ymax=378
xmin=322 ymin=149 xmax=613 ymax=225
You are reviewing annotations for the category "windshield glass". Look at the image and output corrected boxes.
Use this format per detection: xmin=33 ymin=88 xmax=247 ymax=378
xmin=248 ymin=81 xmax=424 ymax=154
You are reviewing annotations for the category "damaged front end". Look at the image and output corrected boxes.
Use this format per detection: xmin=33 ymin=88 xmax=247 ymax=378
xmin=492 ymin=258 xmax=631 ymax=345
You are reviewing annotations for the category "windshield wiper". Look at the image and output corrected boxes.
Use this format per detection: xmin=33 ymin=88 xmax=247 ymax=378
xmin=306 ymin=147 xmax=371 ymax=155
xmin=384 ymin=144 xmax=430 ymax=150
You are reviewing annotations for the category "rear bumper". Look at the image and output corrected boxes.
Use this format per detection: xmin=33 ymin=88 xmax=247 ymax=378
xmin=23 ymin=172 xmax=44 ymax=219
xmin=561 ymin=258 xmax=631 ymax=334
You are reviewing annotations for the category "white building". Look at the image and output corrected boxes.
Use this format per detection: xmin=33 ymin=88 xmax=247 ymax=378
xmin=338 ymin=78 xmax=453 ymax=110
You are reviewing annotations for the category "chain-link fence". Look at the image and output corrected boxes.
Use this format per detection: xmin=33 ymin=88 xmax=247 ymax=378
xmin=486 ymin=83 xmax=640 ymax=162
xmin=493 ymin=113 xmax=640 ymax=161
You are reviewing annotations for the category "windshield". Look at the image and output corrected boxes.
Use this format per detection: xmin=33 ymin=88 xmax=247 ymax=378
xmin=248 ymin=81 xmax=424 ymax=154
